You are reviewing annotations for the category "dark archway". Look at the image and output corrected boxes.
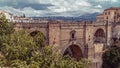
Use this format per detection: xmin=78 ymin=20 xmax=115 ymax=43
xmin=94 ymin=28 xmax=105 ymax=43
xmin=30 ymin=31 xmax=40 ymax=37
xmin=30 ymin=31 xmax=46 ymax=48
xmin=63 ymin=44 xmax=83 ymax=61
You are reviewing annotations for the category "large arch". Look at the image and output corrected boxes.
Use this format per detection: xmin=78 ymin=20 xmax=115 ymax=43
xmin=94 ymin=28 xmax=105 ymax=43
xmin=63 ymin=44 xmax=83 ymax=61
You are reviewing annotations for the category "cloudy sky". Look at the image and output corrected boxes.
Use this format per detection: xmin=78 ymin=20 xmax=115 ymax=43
xmin=0 ymin=0 xmax=120 ymax=17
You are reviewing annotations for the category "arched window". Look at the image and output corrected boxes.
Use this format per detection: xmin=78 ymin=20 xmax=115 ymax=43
xmin=70 ymin=30 xmax=76 ymax=41
xmin=72 ymin=33 xmax=75 ymax=39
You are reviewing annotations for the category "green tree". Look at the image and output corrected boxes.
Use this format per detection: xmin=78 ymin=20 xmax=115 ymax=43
xmin=0 ymin=14 xmax=90 ymax=68
xmin=27 ymin=46 xmax=90 ymax=68
xmin=0 ymin=30 xmax=37 ymax=66
xmin=102 ymin=45 xmax=120 ymax=68
xmin=11 ymin=60 xmax=28 ymax=68
xmin=33 ymin=32 xmax=46 ymax=48
xmin=1 ymin=43 xmax=90 ymax=68
xmin=0 ymin=13 xmax=14 ymax=36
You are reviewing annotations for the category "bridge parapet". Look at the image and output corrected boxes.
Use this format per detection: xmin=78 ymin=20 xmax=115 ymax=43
xmin=15 ymin=22 xmax=48 ymax=28
xmin=13 ymin=19 xmax=49 ymax=23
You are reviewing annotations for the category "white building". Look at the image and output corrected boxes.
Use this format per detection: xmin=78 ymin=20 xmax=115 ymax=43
xmin=0 ymin=10 xmax=14 ymax=22
xmin=0 ymin=10 xmax=48 ymax=23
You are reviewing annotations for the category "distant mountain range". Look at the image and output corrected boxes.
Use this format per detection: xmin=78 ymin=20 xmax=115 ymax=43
xmin=32 ymin=12 xmax=100 ymax=22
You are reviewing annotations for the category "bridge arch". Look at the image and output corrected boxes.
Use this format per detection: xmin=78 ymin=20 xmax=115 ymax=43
xmin=94 ymin=28 xmax=105 ymax=43
xmin=63 ymin=44 xmax=83 ymax=61
xmin=30 ymin=30 xmax=40 ymax=37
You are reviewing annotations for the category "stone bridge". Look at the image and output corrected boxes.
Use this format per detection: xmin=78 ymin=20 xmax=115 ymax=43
xmin=14 ymin=21 xmax=116 ymax=68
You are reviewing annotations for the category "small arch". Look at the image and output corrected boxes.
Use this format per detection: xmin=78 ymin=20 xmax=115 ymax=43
xmin=30 ymin=31 xmax=40 ymax=37
xmin=94 ymin=28 xmax=105 ymax=43
xmin=63 ymin=44 xmax=83 ymax=61
xmin=70 ymin=30 xmax=76 ymax=41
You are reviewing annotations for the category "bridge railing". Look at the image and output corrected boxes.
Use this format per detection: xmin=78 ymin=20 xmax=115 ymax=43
xmin=11 ymin=19 xmax=48 ymax=23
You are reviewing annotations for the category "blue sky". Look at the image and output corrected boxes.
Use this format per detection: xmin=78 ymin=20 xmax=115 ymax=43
xmin=0 ymin=0 xmax=120 ymax=17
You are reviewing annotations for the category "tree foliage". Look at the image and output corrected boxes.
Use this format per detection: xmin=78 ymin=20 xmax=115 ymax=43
xmin=33 ymin=32 xmax=46 ymax=48
xmin=0 ymin=13 xmax=14 ymax=36
xmin=0 ymin=30 xmax=37 ymax=66
xmin=0 ymin=14 xmax=90 ymax=68
xmin=0 ymin=45 xmax=90 ymax=68
xmin=102 ymin=45 xmax=120 ymax=68
xmin=9 ymin=46 xmax=90 ymax=68
xmin=0 ymin=30 xmax=90 ymax=68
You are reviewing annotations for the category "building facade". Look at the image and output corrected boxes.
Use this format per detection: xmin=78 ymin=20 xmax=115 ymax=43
xmin=97 ymin=7 xmax=120 ymax=23
xmin=0 ymin=10 xmax=14 ymax=22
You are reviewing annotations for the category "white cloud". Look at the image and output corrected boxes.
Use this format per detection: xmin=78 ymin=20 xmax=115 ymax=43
xmin=111 ymin=0 xmax=118 ymax=2
xmin=96 ymin=0 xmax=118 ymax=2
xmin=0 ymin=0 xmax=105 ymax=17
xmin=75 ymin=1 xmax=92 ymax=7
xmin=49 ymin=6 xmax=68 ymax=13
xmin=0 ymin=6 xmax=22 ymax=15
xmin=48 ymin=0 xmax=92 ymax=13
xmin=95 ymin=5 xmax=102 ymax=8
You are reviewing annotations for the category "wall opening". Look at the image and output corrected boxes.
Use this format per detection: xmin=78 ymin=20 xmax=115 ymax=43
xmin=63 ymin=44 xmax=83 ymax=61
xmin=94 ymin=28 xmax=105 ymax=43
xmin=70 ymin=30 xmax=76 ymax=41
xmin=30 ymin=31 xmax=40 ymax=37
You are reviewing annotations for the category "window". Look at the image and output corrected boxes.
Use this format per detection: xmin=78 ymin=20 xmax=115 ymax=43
xmin=72 ymin=33 xmax=75 ymax=39
xmin=104 ymin=12 xmax=107 ymax=15
xmin=115 ymin=12 xmax=116 ymax=15
xmin=106 ymin=16 xmax=108 ymax=19
xmin=70 ymin=30 xmax=76 ymax=40
xmin=108 ymin=12 xmax=110 ymax=15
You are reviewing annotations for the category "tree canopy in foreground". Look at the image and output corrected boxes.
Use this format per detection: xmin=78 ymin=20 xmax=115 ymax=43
xmin=0 ymin=31 xmax=90 ymax=68
xmin=0 ymin=13 xmax=14 ymax=36
xmin=102 ymin=45 xmax=120 ymax=68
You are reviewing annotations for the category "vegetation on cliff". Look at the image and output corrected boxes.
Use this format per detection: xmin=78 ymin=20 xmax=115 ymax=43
xmin=102 ymin=45 xmax=120 ymax=68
